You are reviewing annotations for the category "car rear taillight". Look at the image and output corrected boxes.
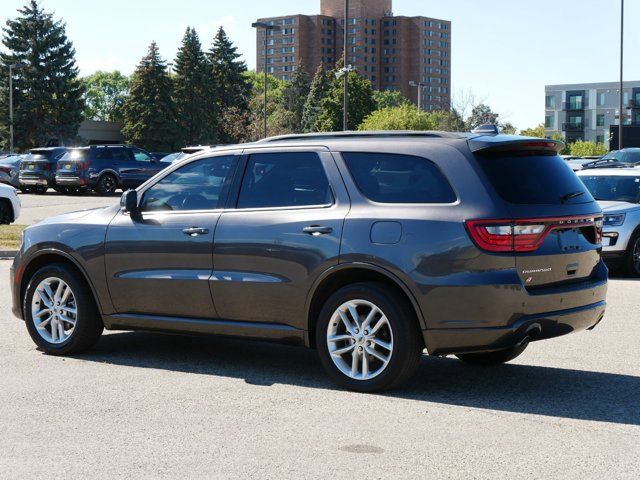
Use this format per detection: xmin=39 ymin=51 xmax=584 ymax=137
xmin=79 ymin=161 xmax=89 ymax=170
xmin=466 ymin=216 xmax=602 ymax=253
xmin=42 ymin=162 xmax=51 ymax=171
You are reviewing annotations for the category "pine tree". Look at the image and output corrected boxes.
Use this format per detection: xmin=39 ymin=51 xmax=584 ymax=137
xmin=174 ymin=27 xmax=210 ymax=146
xmin=301 ymin=65 xmax=331 ymax=133
xmin=0 ymin=0 xmax=84 ymax=149
xmin=208 ymin=27 xmax=251 ymax=143
xmin=279 ymin=64 xmax=310 ymax=133
xmin=122 ymin=42 xmax=178 ymax=151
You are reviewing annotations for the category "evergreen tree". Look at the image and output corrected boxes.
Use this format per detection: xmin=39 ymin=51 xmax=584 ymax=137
xmin=208 ymin=27 xmax=251 ymax=143
xmin=122 ymin=42 xmax=178 ymax=151
xmin=174 ymin=27 xmax=210 ymax=146
xmin=0 ymin=0 xmax=84 ymax=149
xmin=279 ymin=63 xmax=310 ymax=133
xmin=301 ymin=65 xmax=331 ymax=133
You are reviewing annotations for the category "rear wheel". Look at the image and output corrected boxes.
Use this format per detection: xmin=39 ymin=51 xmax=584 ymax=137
xmin=96 ymin=174 xmax=117 ymax=195
xmin=624 ymin=232 xmax=640 ymax=277
xmin=34 ymin=186 xmax=47 ymax=194
xmin=316 ymin=282 xmax=423 ymax=392
xmin=456 ymin=340 xmax=529 ymax=366
xmin=23 ymin=264 xmax=103 ymax=355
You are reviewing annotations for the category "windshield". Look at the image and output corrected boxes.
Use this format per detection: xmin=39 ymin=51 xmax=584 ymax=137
xmin=602 ymin=150 xmax=640 ymax=164
xmin=161 ymin=152 xmax=181 ymax=163
xmin=580 ymin=175 xmax=640 ymax=203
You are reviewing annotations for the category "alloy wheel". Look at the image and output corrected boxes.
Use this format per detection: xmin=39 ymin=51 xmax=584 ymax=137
xmin=31 ymin=277 xmax=77 ymax=344
xmin=326 ymin=299 xmax=394 ymax=381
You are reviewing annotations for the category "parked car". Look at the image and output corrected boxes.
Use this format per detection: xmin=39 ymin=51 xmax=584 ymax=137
xmin=0 ymin=154 xmax=24 ymax=189
xmin=0 ymin=182 xmax=20 ymax=224
xmin=578 ymin=166 xmax=640 ymax=275
xmin=601 ymin=148 xmax=640 ymax=165
xmin=11 ymin=131 xmax=608 ymax=392
xmin=151 ymin=152 xmax=171 ymax=161
xmin=161 ymin=146 xmax=211 ymax=165
xmin=160 ymin=152 xmax=182 ymax=164
xmin=55 ymin=145 xmax=163 ymax=195
xmin=19 ymin=147 xmax=68 ymax=194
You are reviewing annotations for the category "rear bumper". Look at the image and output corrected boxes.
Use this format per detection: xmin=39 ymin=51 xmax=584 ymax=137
xmin=425 ymin=301 xmax=606 ymax=356
xmin=54 ymin=175 xmax=88 ymax=186
xmin=19 ymin=176 xmax=50 ymax=186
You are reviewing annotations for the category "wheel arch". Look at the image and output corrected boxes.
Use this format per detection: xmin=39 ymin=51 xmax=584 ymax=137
xmin=97 ymin=169 xmax=121 ymax=184
xmin=19 ymin=249 xmax=104 ymax=320
xmin=305 ymin=263 xmax=426 ymax=348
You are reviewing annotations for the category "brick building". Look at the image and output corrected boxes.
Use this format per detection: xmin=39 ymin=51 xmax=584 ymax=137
xmin=255 ymin=0 xmax=451 ymax=111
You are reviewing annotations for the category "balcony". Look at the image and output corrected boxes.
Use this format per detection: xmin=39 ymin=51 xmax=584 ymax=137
xmin=562 ymin=122 xmax=585 ymax=132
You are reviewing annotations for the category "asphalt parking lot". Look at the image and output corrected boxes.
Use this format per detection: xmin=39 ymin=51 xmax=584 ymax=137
xmin=0 ymin=260 xmax=638 ymax=479
xmin=15 ymin=191 xmax=118 ymax=226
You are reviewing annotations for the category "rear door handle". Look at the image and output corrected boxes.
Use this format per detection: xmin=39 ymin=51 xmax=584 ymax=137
xmin=183 ymin=227 xmax=210 ymax=237
xmin=303 ymin=225 xmax=333 ymax=236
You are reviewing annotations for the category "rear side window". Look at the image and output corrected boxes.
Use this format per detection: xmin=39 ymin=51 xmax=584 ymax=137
xmin=237 ymin=152 xmax=333 ymax=209
xmin=476 ymin=154 xmax=593 ymax=205
xmin=342 ymin=152 xmax=456 ymax=203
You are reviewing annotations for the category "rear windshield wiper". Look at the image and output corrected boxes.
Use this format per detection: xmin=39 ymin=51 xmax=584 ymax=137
xmin=560 ymin=191 xmax=585 ymax=203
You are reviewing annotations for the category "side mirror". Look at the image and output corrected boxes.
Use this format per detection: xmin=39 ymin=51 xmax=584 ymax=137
xmin=120 ymin=190 xmax=139 ymax=214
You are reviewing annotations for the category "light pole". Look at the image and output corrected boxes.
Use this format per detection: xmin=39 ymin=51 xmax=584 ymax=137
xmin=343 ymin=0 xmax=349 ymax=131
xmin=409 ymin=81 xmax=427 ymax=112
xmin=618 ymin=0 xmax=624 ymax=150
xmin=8 ymin=62 xmax=26 ymax=154
xmin=252 ymin=22 xmax=280 ymax=139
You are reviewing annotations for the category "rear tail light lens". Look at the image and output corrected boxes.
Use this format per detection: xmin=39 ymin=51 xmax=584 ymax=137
xmin=42 ymin=163 xmax=51 ymax=171
xmin=466 ymin=216 xmax=602 ymax=253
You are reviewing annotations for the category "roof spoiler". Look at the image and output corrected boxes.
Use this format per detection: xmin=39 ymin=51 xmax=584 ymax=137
xmin=469 ymin=137 xmax=565 ymax=154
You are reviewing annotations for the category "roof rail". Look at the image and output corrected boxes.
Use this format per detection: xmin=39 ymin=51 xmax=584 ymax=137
xmin=257 ymin=130 xmax=465 ymax=143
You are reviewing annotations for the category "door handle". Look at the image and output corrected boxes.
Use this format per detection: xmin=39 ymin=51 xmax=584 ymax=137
xmin=183 ymin=227 xmax=210 ymax=237
xmin=303 ymin=225 xmax=333 ymax=236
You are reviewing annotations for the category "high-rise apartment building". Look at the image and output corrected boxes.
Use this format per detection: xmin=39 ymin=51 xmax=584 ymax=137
xmin=255 ymin=0 xmax=451 ymax=111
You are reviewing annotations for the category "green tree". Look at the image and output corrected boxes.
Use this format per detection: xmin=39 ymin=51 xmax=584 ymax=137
xmin=208 ymin=27 xmax=251 ymax=143
xmin=0 ymin=0 xmax=85 ymax=149
xmin=245 ymin=70 xmax=287 ymax=140
xmin=500 ymin=122 xmax=517 ymax=135
xmin=122 ymin=42 xmax=178 ymax=151
xmin=429 ymin=109 xmax=465 ymax=132
xmin=279 ymin=64 xmax=311 ymax=133
xmin=174 ymin=27 xmax=210 ymax=146
xmin=317 ymin=60 xmax=376 ymax=132
xmin=301 ymin=65 xmax=332 ymax=133
xmin=82 ymin=71 xmax=129 ymax=122
xmin=466 ymin=103 xmax=499 ymax=130
xmin=520 ymin=124 xmax=546 ymax=138
xmin=359 ymin=104 xmax=435 ymax=131
xmin=373 ymin=90 xmax=410 ymax=110
xmin=569 ymin=140 xmax=608 ymax=157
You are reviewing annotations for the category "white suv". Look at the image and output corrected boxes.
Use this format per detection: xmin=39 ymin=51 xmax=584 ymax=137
xmin=0 ymin=183 xmax=21 ymax=225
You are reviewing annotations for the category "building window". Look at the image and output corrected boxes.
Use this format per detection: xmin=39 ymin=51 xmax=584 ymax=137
xmin=567 ymin=94 xmax=583 ymax=110
xmin=596 ymin=114 xmax=605 ymax=127
xmin=545 ymin=116 xmax=554 ymax=128
xmin=597 ymin=92 xmax=606 ymax=106
xmin=545 ymin=95 xmax=555 ymax=109
xmin=596 ymin=135 xmax=605 ymax=144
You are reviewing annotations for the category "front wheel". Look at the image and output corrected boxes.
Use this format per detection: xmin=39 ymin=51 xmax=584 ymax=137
xmin=625 ymin=232 xmax=640 ymax=277
xmin=316 ymin=282 xmax=423 ymax=392
xmin=456 ymin=341 xmax=529 ymax=366
xmin=23 ymin=264 xmax=103 ymax=355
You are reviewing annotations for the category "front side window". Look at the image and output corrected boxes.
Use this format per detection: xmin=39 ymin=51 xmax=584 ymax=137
xmin=237 ymin=152 xmax=332 ymax=209
xmin=132 ymin=148 xmax=153 ymax=162
xmin=342 ymin=152 xmax=456 ymax=204
xmin=141 ymin=156 xmax=236 ymax=212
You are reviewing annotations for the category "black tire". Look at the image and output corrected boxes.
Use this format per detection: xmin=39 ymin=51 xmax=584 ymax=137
xmin=624 ymin=231 xmax=640 ymax=277
xmin=0 ymin=199 xmax=12 ymax=224
xmin=20 ymin=186 xmax=31 ymax=194
xmin=34 ymin=186 xmax=47 ymax=194
xmin=95 ymin=174 xmax=118 ymax=196
xmin=456 ymin=340 xmax=529 ymax=366
xmin=315 ymin=282 xmax=423 ymax=392
xmin=23 ymin=263 xmax=103 ymax=355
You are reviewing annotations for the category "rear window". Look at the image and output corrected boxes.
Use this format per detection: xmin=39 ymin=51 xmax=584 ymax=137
xmin=476 ymin=154 xmax=593 ymax=205
xmin=24 ymin=153 xmax=51 ymax=162
xmin=342 ymin=152 xmax=456 ymax=203
xmin=60 ymin=150 xmax=88 ymax=162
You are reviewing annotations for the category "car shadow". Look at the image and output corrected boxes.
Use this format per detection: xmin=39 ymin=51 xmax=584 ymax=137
xmin=72 ymin=331 xmax=640 ymax=427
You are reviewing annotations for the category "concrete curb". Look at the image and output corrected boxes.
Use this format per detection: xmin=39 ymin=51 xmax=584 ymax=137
xmin=0 ymin=250 xmax=18 ymax=259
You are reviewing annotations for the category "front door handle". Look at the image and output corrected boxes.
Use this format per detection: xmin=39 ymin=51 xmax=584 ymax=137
xmin=303 ymin=225 xmax=333 ymax=236
xmin=183 ymin=227 xmax=210 ymax=237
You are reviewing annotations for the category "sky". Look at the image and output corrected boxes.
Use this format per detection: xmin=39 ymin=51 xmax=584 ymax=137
xmin=1 ymin=0 xmax=639 ymax=129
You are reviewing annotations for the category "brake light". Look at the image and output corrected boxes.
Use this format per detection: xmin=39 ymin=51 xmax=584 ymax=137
xmin=42 ymin=162 xmax=51 ymax=171
xmin=466 ymin=216 xmax=602 ymax=253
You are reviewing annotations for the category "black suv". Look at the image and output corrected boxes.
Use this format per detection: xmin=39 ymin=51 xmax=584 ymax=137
xmin=11 ymin=132 xmax=607 ymax=392
xmin=55 ymin=145 xmax=164 ymax=195
xmin=19 ymin=147 xmax=68 ymax=193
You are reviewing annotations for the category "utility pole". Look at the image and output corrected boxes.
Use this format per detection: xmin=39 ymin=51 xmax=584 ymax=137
xmin=618 ymin=0 xmax=624 ymax=150
xmin=252 ymin=22 xmax=280 ymax=139
xmin=343 ymin=0 xmax=349 ymax=131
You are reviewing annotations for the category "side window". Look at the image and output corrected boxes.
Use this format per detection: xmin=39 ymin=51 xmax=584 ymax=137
xmin=95 ymin=149 xmax=113 ymax=161
xmin=111 ymin=149 xmax=130 ymax=162
xmin=237 ymin=152 xmax=333 ymax=209
xmin=140 ymin=156 xmax=236 ymax=212
xmin=132 ymin=148 xmax=153 ymax=162
xmin=342 ymin=152 xmax=456 ymax=204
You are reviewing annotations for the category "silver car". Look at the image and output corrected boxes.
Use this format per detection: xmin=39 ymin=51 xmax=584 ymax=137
xmin=0 ymin=154 xmax=23 ymax=189
xmin=578 ymin=166 xmax=640 ymax=275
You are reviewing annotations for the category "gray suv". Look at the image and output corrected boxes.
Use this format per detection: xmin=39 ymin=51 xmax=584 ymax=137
xmin=10 ymin=132 xmax=608 ymax=392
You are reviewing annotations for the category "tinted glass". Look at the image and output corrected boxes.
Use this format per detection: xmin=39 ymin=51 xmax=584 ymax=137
xmin=141 ymin=156 xmax=235 ymax=212
xmin=60 ymin=150 xmax=88 ymax=162
xmin=623 ymin=151 xmax=640 ymax=164
xmin=342 ymin=152 xmax=456 ymax=203
xmin=580 ymin=175 xmax=640 ymax=203
xmin=132 ymin=149 xmax=152 ymax=162
xmin=476 ymin=154 xmax=593 ymax=205
xmin=237 ymin=152 xmax=332 ymax=209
